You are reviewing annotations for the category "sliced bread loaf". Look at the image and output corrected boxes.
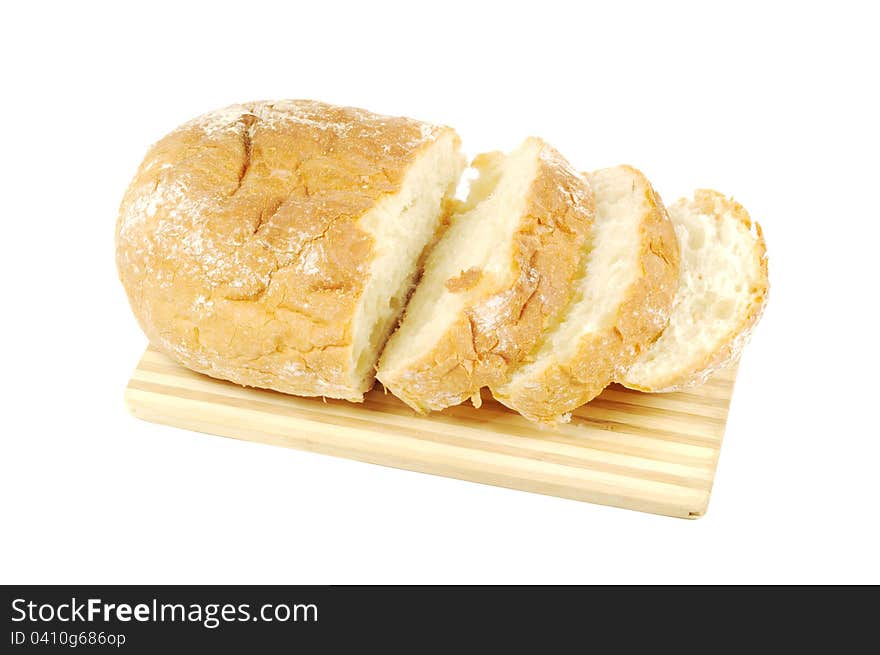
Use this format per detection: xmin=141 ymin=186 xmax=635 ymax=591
xmin=376 ymin=138 xmax=594 ymax=413
xmin=619 ymin=190 xmax=769 ymax=392
xmin=492 ymin=165 xmax=680 ymax=423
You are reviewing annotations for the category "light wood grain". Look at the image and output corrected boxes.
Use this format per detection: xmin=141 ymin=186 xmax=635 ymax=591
xmin=125 ymin=347 xmax=738 ymax=518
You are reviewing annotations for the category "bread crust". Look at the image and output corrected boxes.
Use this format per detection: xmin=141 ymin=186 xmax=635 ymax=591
xmin=116 ymin=100 xmax=459 ymax=401
xmin=619 ymin=189 xmax=769 ymax=392
xmin=492 ymin=166 xmax=680 ymax=423
xmin=377 ymin=141 xmax=594 ymax=412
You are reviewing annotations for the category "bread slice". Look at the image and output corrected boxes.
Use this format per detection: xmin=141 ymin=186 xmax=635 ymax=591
xmin=350 ymin=131 xmax=464 ymax=394
xmin=492 ymin=166 xmax=680 ymax=423
xmin=116 ymin=100 xmax=465 ymax=401
xmin=376 ymin=137 xmax=594 ymax=412
xmin=619 ymin=189 xmax=769 ymax=392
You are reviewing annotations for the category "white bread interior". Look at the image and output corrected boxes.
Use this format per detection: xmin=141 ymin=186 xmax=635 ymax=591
xmin=351 ymin=132 xmax=464 ymax=391
xmin=619 ymin=190 xmax=768 ymax=392
xmin=376 ymin=139 xmax=543 ymax=392
xmin=493 ymin=165 xmax=678 ymax=422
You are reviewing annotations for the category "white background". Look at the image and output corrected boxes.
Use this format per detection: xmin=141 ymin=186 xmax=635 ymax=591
xmin=2 ymin=1 xmax=878 ymax=584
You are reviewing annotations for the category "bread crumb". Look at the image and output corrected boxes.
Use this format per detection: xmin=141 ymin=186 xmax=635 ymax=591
xmin=445 ymin=267 xmax=483 ymax=293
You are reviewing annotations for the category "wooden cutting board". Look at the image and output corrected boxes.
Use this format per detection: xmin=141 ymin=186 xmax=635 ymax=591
xmin=126 ymin=347 xmax=738 ymax=518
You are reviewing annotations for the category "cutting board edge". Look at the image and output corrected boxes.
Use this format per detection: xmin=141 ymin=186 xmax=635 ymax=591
xmin=124 ymin=383 xmax=712 ymax=520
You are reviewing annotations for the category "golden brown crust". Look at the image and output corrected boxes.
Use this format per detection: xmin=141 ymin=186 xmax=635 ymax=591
xmin=492 ymin=166 xmax=680 ymax=423
xmin=378 ymin=142 xmax=594 ymax=412
xmin=116 ymin=100 xmax=457 ymax=401
xmin=620 ymin=189 xmax=769 ymax=392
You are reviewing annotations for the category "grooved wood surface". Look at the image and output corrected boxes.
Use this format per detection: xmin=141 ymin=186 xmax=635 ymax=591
xmin=125 ymin=347 xmax=738 ymax=518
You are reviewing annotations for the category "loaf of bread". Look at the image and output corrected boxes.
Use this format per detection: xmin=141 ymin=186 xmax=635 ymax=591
xmin=374 ymin=138 xmax=594 ymax=412
xmin=116 ymin=100 xmax=464 ymax=401
xmin=492 ymin=166 xmax=680 ymax=423
xmin=619 ymin=190 xmax=769 ymax=392
xmin=117 ymin=100 xmax=769 ymax=416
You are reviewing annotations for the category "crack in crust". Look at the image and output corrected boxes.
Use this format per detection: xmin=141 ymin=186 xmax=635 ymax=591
xmin=232 ymin=113 xmax=257 ymax=196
